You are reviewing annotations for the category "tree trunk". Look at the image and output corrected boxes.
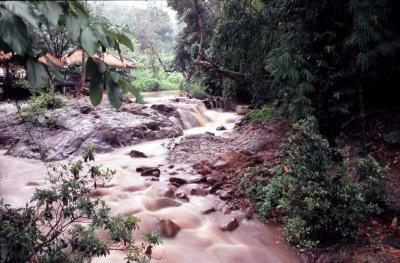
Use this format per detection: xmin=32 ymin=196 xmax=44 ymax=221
xmin=80 ymin=51 xmax=86 ymax=93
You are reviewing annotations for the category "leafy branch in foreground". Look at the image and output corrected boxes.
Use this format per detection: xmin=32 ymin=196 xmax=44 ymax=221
xmin=0 ymin=145 xmax=161 ymax=263
xmin=0 ymin=0 xmax=141 ymax=107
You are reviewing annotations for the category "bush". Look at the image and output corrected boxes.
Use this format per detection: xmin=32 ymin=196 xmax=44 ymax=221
xmin=147 ymin=80 xmax=161 ymax=91
xmin=244 ymin=105 xmax=282 ymax=123
xmin=184 ymin=82 xmax=208 ymax=99
xmin=0 ymin=145 xmax=161 ymax=262
xmin=240 ymin=117 xmax=387 ymax=249
xmin=20 ymin=88 xmax=64 ymax=126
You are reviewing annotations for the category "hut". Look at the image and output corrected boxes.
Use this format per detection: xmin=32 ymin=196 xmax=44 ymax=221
xmin=0 ymin=51 xmax=62 ymax=98
xmin=61 ymin=49 xmax=135 ymax=90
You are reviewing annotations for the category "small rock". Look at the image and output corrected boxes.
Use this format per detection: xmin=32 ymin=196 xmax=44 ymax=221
xmin=217 ymin=190 xmax=231 ymax=200
xmin=190 ymin=177 xmax=206 ymax=184
xmin=169 ymin=171 xmax=178 ymax=175
xmin=169 ymin=177 xmax=187 ymax=187
xmin=245 ymin=208 xmax=254 ymax=219
xmin=216 ymin=125 xmax=227 ymax=131
xmin=222 ymin=206 xmax=231 ymax=215
xmin=159 ymin=219 xmax=180 ymax=238
xmin=136 ymin=166 xmax=150 ymax=172
xmin=220 ymin=218 xmax=239 ymax=231
xmin=193 ymin=161 xmax=213 ymax=175
xmin=201 ymin=207 xmax=216 ymax=215
xmin=168 ymin=164 xmax=174 ymax=169
xmin=190 ymin=187 xmax=208 ymax=196
xmin=206 ymin=176 xmax=217 ymax=184
xmin=161 ymin=188 xmax=175 ymax=198
xmin=129 ymin=149 xmax=148 ymax=158
xmin=79 ymin=105 xmax=93 ymax=114
xmin=150 ymin=177 xmax=159 ymax=181
xmin=141 ymin=168 xmax=161 ymax=177
xmin=175 ymin=191 xmax=189 ymax=201
xmin=210 ymin=182 xmax=223 ymax=194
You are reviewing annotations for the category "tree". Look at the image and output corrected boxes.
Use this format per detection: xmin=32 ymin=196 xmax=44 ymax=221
xmin=169 ymin=0 xmax=400 ymax=140
xmin=0 ymin=1 xmax=140 ymax=108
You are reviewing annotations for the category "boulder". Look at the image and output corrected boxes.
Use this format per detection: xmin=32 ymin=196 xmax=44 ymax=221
xmin=175 ymin=191 xmax=189 ymax=201
xmin=190 ymin=187 xmax=208 ymax=196
xmin=201 ymin=207 xmax=216 ymax=215
xmin=220 ymin=218 xmax=239 ymax=231
xmin=169 ymin=177 xmax=187 ymax=187
xmin=160 ymin=188 xmax=176 ymax=198
xmin=1 ymin=100 xmax=183 ymax=161
xmin=210 ymin=182 xmax=223 ymax=194
xmin=159 ymin=219 xmax=180 ymax=238
xmin=141 ymin=167 xmax=161 ymax=177
xmin=193 ymin=161 xmax=213 ymax=175
xmin=129 ymin=149 xmax=147 ymax=158
xmin=217 ymin=190 xmax=231 ymax=200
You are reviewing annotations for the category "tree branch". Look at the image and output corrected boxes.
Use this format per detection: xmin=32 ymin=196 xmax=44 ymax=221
xmin=147 ymin=43 xmax=176 ymax=73
xmin=192 ymin=0 xmax=251 ymax=81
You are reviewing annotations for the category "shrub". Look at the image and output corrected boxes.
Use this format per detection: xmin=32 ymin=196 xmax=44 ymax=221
xmin=244 ymin=105 xmax=282 ymax=123
xmin=0 ymin=145 xmax=161 ymax=262
xmin=184 ymin=82 xmax=208 ymax=99
xmin=147 ymin=80 xmax=161 ymax=92
xmin=240 ymin=117 xmax=387 ymax=249
xmin=20 ymin=87 xmax=64 ymax=126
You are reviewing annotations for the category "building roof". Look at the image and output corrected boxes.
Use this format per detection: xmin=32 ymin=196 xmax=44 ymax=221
xmin=0 ymin=51 xmax=63 ymax=69
xmin=38 ymin=53 xmax=63 ymax=69
xmin=62 ymin=49 xmax=134 ymax=69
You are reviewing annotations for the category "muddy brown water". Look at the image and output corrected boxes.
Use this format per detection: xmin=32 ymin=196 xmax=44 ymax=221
xmin=0 ymin=93 xmax=299 ymax=263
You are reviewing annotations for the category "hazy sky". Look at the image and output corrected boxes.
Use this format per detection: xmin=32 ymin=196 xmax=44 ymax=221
xmin=101 ymin=0 xmax=178 ymax=25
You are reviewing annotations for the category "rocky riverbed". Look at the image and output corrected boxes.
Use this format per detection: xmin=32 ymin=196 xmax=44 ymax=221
xmin=0 ymin=95 xmax=300 ymax=263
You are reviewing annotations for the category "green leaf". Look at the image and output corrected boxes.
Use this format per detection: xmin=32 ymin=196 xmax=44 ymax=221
xmin=4 ymin=1 xmax=39 ymax=28
xmin=81 ymin=27 xmax=98 ymax=56
xmin=93 ymin=23 xmax=108 ymax=47
xmin=37 ymin=1 xmax=63 ymax=26
xmin=45 ymin=57 xmax=64 ymax=81
xmin=118 ymin=79 xmax=144 ymax=103
xmin=106 ymin=80 xmax=122 ymax=108
xmin=65 ymin=15 xmax=81 ymax=42
xmin=116 ymin=33 xmax=134 ymax=52
xmin=89 ymin=82 xmax=103 ymax=106
xmin=108 ymin=71 xmax=120 ymax=83
xmin=86 ymin=57 xmax=103 ymax=106
xmin=27 ymin=59 xmax=48 ymax=90
xmin=0 ymin=10 xmax=29 ymax=54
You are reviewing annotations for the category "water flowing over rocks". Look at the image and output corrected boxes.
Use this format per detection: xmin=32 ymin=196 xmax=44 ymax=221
xmin=0 ymin=93 xmax=300 ymax=263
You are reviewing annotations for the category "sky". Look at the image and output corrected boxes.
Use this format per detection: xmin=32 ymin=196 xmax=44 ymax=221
xmin=100 ymin=0 xmax=179 ymax=27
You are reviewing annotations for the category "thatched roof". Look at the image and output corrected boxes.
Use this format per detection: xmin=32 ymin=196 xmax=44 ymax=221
xmin=62 ymin=49 xmax=134 ymax=69
xmin=0 ymin=51 xmax=63 ymax=69
xmin=38 ymin=53 xmax=63 ymax=69
xmin=0 ymin=51 xmax=13 ymax=62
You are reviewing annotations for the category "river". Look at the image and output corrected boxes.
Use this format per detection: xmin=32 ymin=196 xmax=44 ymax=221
xmin=0 ymin=91 xmax=299 ymax=263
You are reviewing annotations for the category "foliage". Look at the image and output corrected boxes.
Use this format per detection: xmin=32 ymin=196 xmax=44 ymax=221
xmin=0 ymin=0 xmax=140 ymax=108
xmin=20 ymin=86 xmax=64 ymax=127
xmin=168 ymin=0 xmax=400 ymax=138
xmin=244 ymin=105 xmax=282 ymax=124
xmin=383 ymin=130 xmax=400 ymax=144
xmin=183 ymin=82 xmax=208 ymax=99
xmin=0 ymin=145 xmax=160 ymax=263
xmin=240 ymin=117 xmax=387 ymax=249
